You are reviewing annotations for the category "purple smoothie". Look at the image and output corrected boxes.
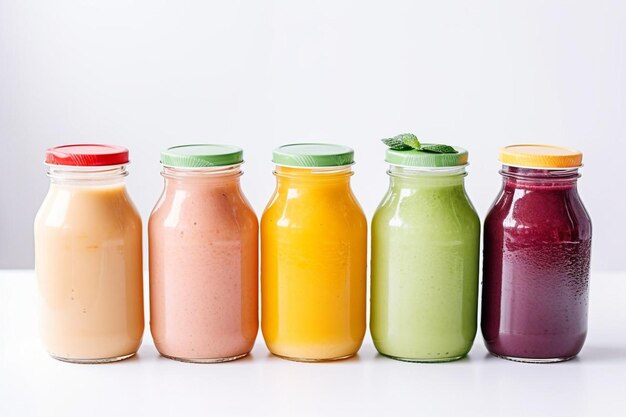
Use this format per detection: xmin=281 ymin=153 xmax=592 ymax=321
xmin=481 ymin=166 xmax=592 ymax=361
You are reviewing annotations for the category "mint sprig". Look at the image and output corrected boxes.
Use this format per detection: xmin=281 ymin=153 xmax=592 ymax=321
xmin=398 ymin=133 xmax=421 ymax=149
xmin=381 ymin=133 xmax=416 ymax=150
xmin=381 ymin=138 xmax=412 ymax=151
xmin=381 ymin=133 xmax=457 ymax=154
xmin=421 ymin=144 xmax=457 ymax=154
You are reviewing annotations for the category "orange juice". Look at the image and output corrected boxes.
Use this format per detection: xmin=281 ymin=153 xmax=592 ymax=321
xmin=261 ymin=144 xmax=367 ymax=361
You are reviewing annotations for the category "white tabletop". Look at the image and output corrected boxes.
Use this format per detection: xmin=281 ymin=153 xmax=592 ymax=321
xmin=1 ymin=270 xmax=625 ymax=417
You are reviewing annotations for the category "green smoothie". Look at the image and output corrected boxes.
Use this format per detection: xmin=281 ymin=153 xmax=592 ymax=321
xmin=370 ymin=147 xmax=480 ymax=362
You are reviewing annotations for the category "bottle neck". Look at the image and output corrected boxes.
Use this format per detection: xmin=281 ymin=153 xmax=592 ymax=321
xmin=274 ymin=165 xmax=353 ymax=187
xmin=47 ymin=164 xmax=128 ymax=186
xmin=388 ymin=165 xmax=467 ymax=187
xmin=162 ymin=164 xmax=242 ymax=187
xmin=500 ymin=165 xmax=580 ymax=190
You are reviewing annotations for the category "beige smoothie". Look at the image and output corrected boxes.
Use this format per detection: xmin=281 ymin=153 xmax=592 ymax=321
xmin=35 ymin=145 xmax=144 ymax=362
xmin=149 ymin=145 xmax=258 ymax=362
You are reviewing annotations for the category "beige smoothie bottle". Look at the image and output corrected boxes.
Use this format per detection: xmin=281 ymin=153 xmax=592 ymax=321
xmin=34 ymin=144 xmax=144 ymax=363
xmin=149 ymin=144 xmax=258 ymax=362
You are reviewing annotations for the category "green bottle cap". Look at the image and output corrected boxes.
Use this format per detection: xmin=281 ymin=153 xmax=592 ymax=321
xmin=272 ymin=143 xmax=354 ymax=167
xmin=385 ymin=145 xmax=468 ymax=168
xmin=160 ymin=144 xmax=243 ymax=168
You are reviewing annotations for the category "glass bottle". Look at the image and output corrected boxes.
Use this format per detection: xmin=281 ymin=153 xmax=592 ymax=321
xmin=371 ymin=146 xmax=480 ymax=362
xmin=35 ymin=144 xmax=144 ymax=363
xmin=261 ymin=143 xmax=367 ymax=361
xmin=481 ymin=144 xmax=592 ymax=363
xmin=149 ymin=144 xmax=258 ymax=362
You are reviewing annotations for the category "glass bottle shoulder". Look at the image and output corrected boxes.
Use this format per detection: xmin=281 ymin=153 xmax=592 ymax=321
xmin=150 ymin=180 xmax=257 ymax=232
xmin=485 ymin=182 xmax=591 ymax=241
xmin=373 ymin=179 xmax=479 ymax=229
xmin=35 ymin=183 xmax=141 ymax=232
xmin=261 ymin=181 xmax=365 ymax=231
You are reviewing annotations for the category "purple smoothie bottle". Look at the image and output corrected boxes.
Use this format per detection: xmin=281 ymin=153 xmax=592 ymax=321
xmin=481 ymin=145 xmax=592 ymax=363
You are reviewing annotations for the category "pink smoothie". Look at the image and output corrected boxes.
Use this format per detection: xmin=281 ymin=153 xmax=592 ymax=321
xmin=149 ymin=165 xmax=258 ymax=362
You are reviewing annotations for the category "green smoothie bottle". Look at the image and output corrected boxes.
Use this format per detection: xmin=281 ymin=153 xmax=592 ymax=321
xmin=371 ymin=140 xmax=480 ymax=362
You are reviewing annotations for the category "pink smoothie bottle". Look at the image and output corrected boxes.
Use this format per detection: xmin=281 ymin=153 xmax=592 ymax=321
xmin=481 ymin=145 xmax=592 ymax=363
xmin=149 ymin=144 xmax=258 ymax=363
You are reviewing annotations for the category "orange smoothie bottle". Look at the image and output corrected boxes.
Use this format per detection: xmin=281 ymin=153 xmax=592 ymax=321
xmin=149 ymin=145 xmax=258 ymax=362
xmin=261 ymin=144 xmax=367 ymax=361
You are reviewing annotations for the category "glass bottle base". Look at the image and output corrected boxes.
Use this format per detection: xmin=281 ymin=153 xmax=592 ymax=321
xmin=271 ymin=352 xmax=356 ymax=363
xmin=161 ymin=352 xmax=249 ymax=363
xmin=381 ymin=353 xmax=466 ymax=363
xmin=50 ymin=352 xmax=136 ymax=364
xmin=493 ymin=353 xmax=576 ymax=364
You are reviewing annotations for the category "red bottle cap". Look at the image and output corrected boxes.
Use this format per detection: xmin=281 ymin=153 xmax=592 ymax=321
xmin=45 ymin=144 xmax=130 ymax=166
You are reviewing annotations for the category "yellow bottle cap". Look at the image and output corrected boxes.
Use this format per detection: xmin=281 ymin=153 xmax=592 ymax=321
xmin=499 ymin=144 xmax=583 ymax=169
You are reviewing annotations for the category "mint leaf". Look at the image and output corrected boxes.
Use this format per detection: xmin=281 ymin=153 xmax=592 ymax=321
xmin=421 ymin=144 xmax=457 ymax=154
xmin=382 ymin=133 xmax=456 ymax=154
xmin=381 ymin=137 xmax=412 ymax=150
xmin=398 ymin=133 xmax=421 ymax=150
xmin=382 ymin=133 xmax=421 ymax=150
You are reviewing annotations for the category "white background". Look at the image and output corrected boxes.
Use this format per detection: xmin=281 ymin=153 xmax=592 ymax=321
xmin=1 ymin=3 xmax=626 ymax=416
xmin=1 ymin=0 xmax=625 ymax=270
